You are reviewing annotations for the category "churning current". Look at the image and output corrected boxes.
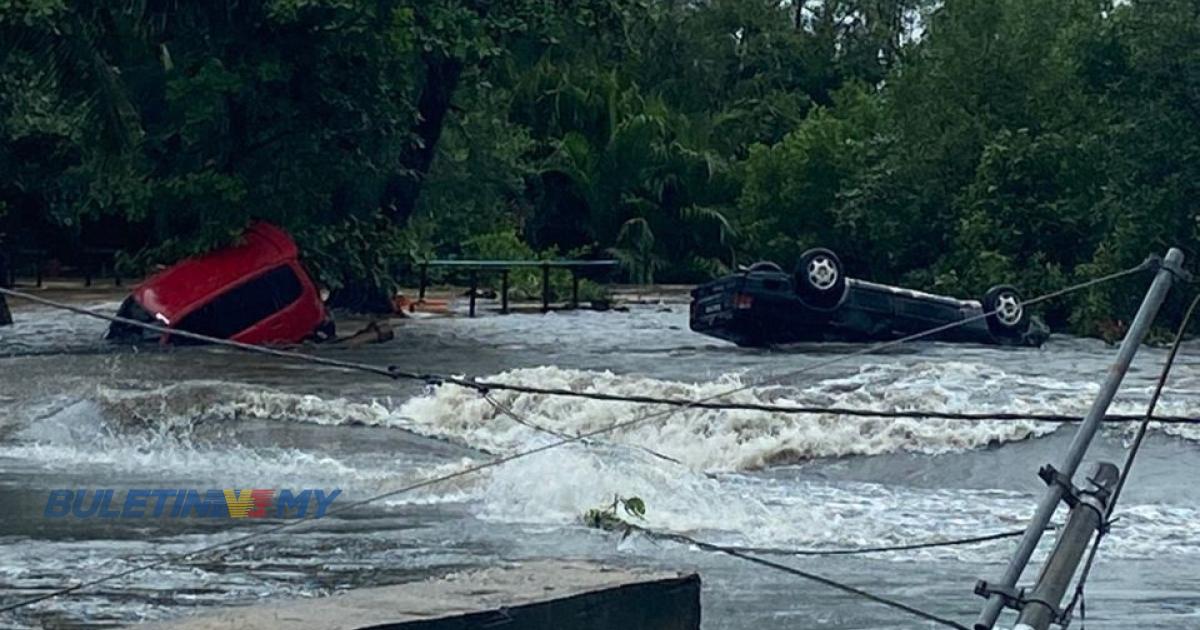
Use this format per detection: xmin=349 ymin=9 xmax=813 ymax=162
xmin=1 ymin=299 xmax=1198 ymax=629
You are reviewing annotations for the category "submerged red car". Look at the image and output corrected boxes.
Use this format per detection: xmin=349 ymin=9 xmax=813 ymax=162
xmin=107 ymin=222 xmax=333 ymax=345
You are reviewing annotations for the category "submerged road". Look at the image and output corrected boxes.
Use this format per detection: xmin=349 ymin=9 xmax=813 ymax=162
xmin=0 ymin=296 xmax=1198 ymax=628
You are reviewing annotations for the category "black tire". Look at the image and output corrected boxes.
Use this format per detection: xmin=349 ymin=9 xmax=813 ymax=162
xmin=793 ymin=248 xmax=846 ymax=309
xmin=747 ymin=261 xmax=784 ymax=273
xmin=105 ymin=296 xmax=157 ymax=342
xmin=983 ymin=285 xmax=1029 ymax=337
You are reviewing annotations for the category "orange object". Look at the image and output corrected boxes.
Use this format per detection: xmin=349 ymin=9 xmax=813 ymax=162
xmin=393 ymin=295 xmax=450 ymax=314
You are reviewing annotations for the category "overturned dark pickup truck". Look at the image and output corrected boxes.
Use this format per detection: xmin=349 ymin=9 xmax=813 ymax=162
xmin=690 ymin=248 xmax=1048 ymax=348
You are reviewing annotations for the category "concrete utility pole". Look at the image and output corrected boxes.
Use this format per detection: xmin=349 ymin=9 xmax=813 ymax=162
xmin=1014 ymin=462 xmax=1119 ymax=630
xmin=973 ymin=247 xmax=1186 ymax=630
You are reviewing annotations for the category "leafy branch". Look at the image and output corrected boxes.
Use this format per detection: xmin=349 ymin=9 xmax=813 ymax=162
xmin=582 ymin=494 xmax=646 ymax=535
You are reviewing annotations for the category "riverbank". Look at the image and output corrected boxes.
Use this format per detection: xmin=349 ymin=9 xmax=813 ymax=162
xmin=0 ymin=279 xmax=695 ymax=354
xmin=1 ymin=278 xmax=694 ymax=311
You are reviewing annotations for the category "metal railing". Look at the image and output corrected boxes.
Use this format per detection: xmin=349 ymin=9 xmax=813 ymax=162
xmin=7 ymin=247 xmax=46 ymax=287
xmin=416 ymin=259 xmax=619 ymax=316
xmin=82 ymin=247 xmax=123 ymax=287
xmin=1 ymin=246 xmax=123 ymax=288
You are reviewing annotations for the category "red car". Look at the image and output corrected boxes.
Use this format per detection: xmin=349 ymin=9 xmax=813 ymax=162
xmin=107 ymin=222 xmax=333 ymax=345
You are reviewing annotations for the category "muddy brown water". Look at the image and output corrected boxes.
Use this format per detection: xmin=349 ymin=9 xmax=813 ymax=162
xmin=1 ymin=294 xmax=1198 ymax=629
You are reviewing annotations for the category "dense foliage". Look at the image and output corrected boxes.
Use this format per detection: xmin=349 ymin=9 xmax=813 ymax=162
xmin=1 ymin=0 xmax=1198 ymax=331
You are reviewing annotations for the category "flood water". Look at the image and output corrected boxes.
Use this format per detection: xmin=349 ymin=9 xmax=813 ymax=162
xmin=1 ymin=296 xmax=1198 ymax=629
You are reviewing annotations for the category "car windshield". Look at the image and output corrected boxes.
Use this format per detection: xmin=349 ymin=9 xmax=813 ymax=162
xmin=171 ymin=265 xmax=303 ymax=343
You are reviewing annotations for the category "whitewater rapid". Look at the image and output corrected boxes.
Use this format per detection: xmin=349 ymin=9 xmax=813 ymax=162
xmin=2 ymin=300 xmax=1199 ymax=628
xmin=18 ymin=360 xmax=1192 ymax=471
xmin=4 ymin=364 xmax=1199 ymax=564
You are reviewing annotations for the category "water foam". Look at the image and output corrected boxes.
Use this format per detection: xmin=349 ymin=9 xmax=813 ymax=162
xmin=472 ymin=441 xmax=1200 ymax=562
xmin=392 ymin=365 xmax=1200 ymax=561
xmin=90 ymin=380 xmax=397 ymax=432
xmin=0 ymin=384 xmax=432 ymax=491
xmin=395 ymin=365 xmax=1076 ymax=471
xmin=13 ymin=355 xmax=1199 ymax=472
xmin=4 ymin=368 xmax=1195 ymax=564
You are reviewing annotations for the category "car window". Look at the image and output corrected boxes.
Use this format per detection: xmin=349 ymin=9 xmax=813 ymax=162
xmin=173 ymin=265 xmax=303 ymax=342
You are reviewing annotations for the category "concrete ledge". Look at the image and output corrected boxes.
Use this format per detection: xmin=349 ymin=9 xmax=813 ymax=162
xmin=128 ymin=561 xmax=701 ymax=630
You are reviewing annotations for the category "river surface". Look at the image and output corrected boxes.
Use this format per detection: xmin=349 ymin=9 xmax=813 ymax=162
xmin=1 ymin=296 xmax=1198 ymax=629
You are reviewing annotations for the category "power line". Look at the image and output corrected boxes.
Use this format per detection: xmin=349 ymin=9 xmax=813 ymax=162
xmin=457 ymin=379 xmax=1200 ymax=424
xmin=0 ymin=261 xmax=1157 ymax=615
xmin=1061 ymin=291 xmax=1200 ymax=627
xmin=480 ymin=392 xmax=688 ymax=466
xmin=707 ymin=527 xmax=1046 ymax=557
xmin=491 ymin=398 xmax=1048 ymax=627
xmin=6 ymin=263 xmax=1197 ymax=428
xmin=623 ymin=524 xmax=973 ymax=630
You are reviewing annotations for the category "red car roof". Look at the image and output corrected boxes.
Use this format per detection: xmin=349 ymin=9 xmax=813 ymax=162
xmin=132 ymin=222 xmax=300 ymax=326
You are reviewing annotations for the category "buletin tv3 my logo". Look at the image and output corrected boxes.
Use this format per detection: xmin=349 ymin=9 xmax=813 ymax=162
xmin=43 ymin=489 xmax=341 ymax=518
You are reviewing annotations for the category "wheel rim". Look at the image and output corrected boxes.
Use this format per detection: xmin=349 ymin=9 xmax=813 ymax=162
xmin=806 ymin=255 xmax=839 ymax=291
xmin=995 ymin=292 xmax=1023 ymax=327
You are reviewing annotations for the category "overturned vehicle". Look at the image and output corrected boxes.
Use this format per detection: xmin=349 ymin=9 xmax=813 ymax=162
xmin=107 ymin=222 xmax=334 ymax=345
xmin=690 ymin=248 xmax=1048 ymax=348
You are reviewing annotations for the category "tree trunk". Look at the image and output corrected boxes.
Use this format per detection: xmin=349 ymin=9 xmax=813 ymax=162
xmin=329 ymin=53 xmax=464 ymax=314
xmin=380 ymin=52 xmax=464 ymax=226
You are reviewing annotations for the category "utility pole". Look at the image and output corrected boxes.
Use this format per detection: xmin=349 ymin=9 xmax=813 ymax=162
xmin=1013 ymin=462 xmax=1119 ymax=630
xmin=973 ymin=247 xmax=1186 ymax=630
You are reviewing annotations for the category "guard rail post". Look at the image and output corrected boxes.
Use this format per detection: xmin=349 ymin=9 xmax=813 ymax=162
xmin=469 ymin=269 xmax=478 ymax=318
xmin=571 ymin=270 xmax=580 ymax=309
xmin=0 ymin=251 xmax=10 ymax=326
xmin=501 ymin=270 xmax=510 ymax=314
xmin=419 ymin=263 xmax=428 ymax=301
